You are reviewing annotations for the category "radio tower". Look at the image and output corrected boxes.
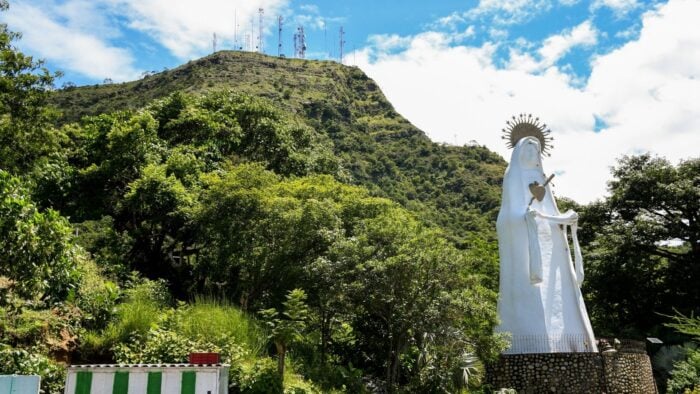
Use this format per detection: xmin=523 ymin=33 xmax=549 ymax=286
xmin=212 ymin=33 xmax=217 ymax=53
xmin=258 ymin=8 xmax=264 ymax=53
xmin=294 ymin=26 xmax=306 ymax=59
xmin=339 ymin=26 xmax=345 ymax=64
xmin=278 ymin=16 xmax=283 ymax=57
xmin=233 ymin=10 xmax=238 ymax=50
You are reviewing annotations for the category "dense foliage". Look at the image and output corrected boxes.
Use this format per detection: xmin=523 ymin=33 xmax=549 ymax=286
xmin=576 ymin=155 xmax=700 ymax=337
xmin=664 ymin=313 xmax=700 ymax=393
xmin=50 ymin=50 xmax=506 ymax=251
xmin=1 ymin=13 xmax=504 ymax=390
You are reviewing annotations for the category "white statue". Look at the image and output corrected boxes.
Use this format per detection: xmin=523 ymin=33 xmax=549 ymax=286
xmin=495 ymin=115 xmax=597 ymax=354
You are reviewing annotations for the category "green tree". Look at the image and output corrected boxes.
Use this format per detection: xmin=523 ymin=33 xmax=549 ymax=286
xmin=0 ymin=1 xmax=62 ymax=173
xmin=118 ymin=164 xmax=195 ymax=288
xmin=0 ymin=170 xmax=79 ymax=302
xmin=324 ymin=208 xmax=500 ymax=391
xmin=260 ymin=289 xmax=310 ymax=380
xmin=582 ymin=154 xmax=700 ymax=335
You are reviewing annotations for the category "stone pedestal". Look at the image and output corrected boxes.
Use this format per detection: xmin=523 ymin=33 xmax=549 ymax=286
xmin=486 ymin=342 xmax=657 ymax=393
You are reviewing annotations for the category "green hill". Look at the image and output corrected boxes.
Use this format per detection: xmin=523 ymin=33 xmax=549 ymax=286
xmin=51 ymin=51 xmax=505 ymax=249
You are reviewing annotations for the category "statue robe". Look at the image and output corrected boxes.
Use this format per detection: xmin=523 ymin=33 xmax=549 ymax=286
xmin=495 ymin=136 xmax=597 ymax=354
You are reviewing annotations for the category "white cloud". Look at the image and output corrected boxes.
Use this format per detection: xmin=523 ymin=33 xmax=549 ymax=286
xmin=367 ymin=34 xmax=413 ymax=52
xmin=592 ymin=0 xmax=640 ymax=16
xmin=3 ymin=2 xmax=139 ymax=81
xmin=538 ymin=21 xmax=597 ymax=67
xmin=455 ymin=26 xmax=477 ymax=42
xmin=104 ymin=0 xmax=289 ymax=58
xmin=298 ymin=4 xmax=319 ymax=14
xmin=507 ymin=21 xmax=597 ymax=73
xmin=434 ymin=12 xmax=466 ymax=29
xmin=466 ymin=0 xmax=553 ymax=25
xmin=354 ymin=0 xmax=700 ymax=203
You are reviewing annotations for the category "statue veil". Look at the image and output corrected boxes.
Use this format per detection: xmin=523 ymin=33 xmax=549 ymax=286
xmin=496 ymin=136 xmax=597 ymax=354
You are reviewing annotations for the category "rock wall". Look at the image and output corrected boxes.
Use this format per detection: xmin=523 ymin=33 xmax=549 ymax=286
xmin=602 ymin=351 xmax=657 ymax=394
xmin=486 ymin=353 xmax=607 ymax=393
xmin=486 ymin=347 xmax=657 ymax=393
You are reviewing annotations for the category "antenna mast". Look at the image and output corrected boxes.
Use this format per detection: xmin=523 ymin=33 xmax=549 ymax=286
xmin=339 ymin=26 xmax=345 ymax=64
xmin=278 ymin=16 xmax=283 ymax=57
xmin=234 ymin=10 xmax=238 ymax=50
xmin=258 ymin=8 xmax=264 ymax=53
xmin=294 ymin=26 xmax=306 ymax=59
xmin=212 ymin=32 xmax=217 ymax=53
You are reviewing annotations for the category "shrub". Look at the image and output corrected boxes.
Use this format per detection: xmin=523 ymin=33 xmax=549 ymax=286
xmin=0 ymin=347 xmax=65 ymax=394
xmin=667 ymin=348 xmax=700 ymax=394
xmin=73 ymin=258 xmax=119 ymax=330
xmin=231 ymin=358 xmax=283 ymax=394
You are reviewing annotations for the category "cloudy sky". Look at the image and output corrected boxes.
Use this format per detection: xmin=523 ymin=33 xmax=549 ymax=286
xmin=2 ymin=0 xmax=698 ymax=203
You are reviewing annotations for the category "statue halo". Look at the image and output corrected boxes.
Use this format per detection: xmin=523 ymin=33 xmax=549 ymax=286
xmin=501 ymin=114 xmax=553 ymax=156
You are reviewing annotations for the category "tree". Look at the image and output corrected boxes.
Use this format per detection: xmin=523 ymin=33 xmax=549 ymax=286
xmin=582 ymin=154 xmax=700 ymax=335
xmin=0 ymin=170 xmax=79 ymax=302
xmin=323 ymin=208 xmax=501 ymax=391
xmin=0 ymin=1 xmax=62 ymax=173
xmin=260 ymin=289 xmax=310 ymax=380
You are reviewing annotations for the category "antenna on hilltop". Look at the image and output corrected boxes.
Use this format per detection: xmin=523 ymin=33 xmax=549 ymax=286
xmin=250 ymin=15 xmax=254 ymax=51
xmin=258 ymin=8 xmax=264 ymax=53
xmin=339 ymin=26 xmax=345 ymax=64
xmin=234 ymin=9 xmax=238 ymax=50
xmin=278 ymin=16 xmax=283 ymax=57
xmin=212 ymin=32 xmax=217 ymax=53
xmin=294 ymin=26 xmax=306 ymax=59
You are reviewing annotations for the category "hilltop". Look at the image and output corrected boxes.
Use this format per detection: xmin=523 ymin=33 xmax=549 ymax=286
xmin=51 ymin=51 xmax=505 ymax=250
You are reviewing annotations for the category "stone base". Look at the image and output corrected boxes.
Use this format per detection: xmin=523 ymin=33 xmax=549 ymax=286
xmin=486 ymin=345 xmax=656 ymax=393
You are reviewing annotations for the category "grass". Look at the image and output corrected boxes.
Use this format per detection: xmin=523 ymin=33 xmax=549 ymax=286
xmin=172 ymin=296 xmax=268 ymax=356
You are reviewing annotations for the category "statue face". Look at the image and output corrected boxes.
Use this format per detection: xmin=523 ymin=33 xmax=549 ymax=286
xmin=519 ymin=138 xmax=541 ymax=169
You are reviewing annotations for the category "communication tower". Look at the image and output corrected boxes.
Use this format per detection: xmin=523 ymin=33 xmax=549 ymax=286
xmin=258 ymin=8 xmax=264 ymax=53
xmin=293 ymin=26 xmax=306 ymax=59
xmin=212 ymin=32 xmax=217 ymax=53
xmin=233 ymin=10 xmax=238 ymax=50
xmin=339 ymin=26 xmax=345 ymax=64
xmin=278 ymin=16 xmax=283 ymax=57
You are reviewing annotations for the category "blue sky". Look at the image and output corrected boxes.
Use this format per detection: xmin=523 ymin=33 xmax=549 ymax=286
xmin=3 ymin=0 xmax=656 ymax=85
xmin=2 ymin=0 xmax=699 ymax=202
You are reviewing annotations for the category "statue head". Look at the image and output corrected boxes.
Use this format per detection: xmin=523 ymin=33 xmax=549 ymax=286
xmin=518 ymin=137 xmax=542 ymax=169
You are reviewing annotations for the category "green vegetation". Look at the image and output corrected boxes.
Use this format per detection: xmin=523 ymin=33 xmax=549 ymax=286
xmin=664 ymin=313 xmax=700 ymax=393
xmin=50 ymin=50 xmax=506 ymax=251
xmin=2 ymin=13 xmax=503 ymax=388
xmin=1 ymin=2 xmax=698 ymax=392
xmin=571 ymin=154 xmax=700 ymax=337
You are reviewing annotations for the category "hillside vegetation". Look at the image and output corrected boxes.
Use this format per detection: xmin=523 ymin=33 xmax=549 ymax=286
xmin=52 ymin=51 xmax=506 ymax=251
xmin=2 ymin=24 xmax=508 ymax=391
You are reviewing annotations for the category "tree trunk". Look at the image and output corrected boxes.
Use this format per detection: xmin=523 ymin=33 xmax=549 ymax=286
xmin=276 ymin=341 xmax=286 ymax=381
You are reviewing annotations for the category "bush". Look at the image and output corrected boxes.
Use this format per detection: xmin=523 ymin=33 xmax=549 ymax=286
xmin=667 ymin=348 xmax=700 ymax=394
xmin=231 ymin=358 xmax=283 ymax=394
xmin=73 ymin=258 xmax=119 ymax=330
xmin=78 ymin=279 xmax=167 ymax=361
xmin=0 ymin=347 xmax=65 ymax=394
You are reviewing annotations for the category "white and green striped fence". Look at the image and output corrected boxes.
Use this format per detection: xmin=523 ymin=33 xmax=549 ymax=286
xmin=0 ymin=375 xmax=41 ymax=394
xmin=64 ymin=364 xmax=229 ymax=394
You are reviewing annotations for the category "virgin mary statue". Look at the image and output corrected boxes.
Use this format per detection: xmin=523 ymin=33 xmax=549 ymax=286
xmin=495 ymin=115 xmax=597 ymax=354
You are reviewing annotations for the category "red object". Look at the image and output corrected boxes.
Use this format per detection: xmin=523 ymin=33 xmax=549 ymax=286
xmin=189 ymin=352 xmax=220 ymax=364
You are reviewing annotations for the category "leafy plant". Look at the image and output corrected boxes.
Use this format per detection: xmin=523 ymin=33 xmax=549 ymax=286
xmin=0 ymin=347 xmax=65 ymax=394
xmin=260 ymin=289 xmax=310 ymax=380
